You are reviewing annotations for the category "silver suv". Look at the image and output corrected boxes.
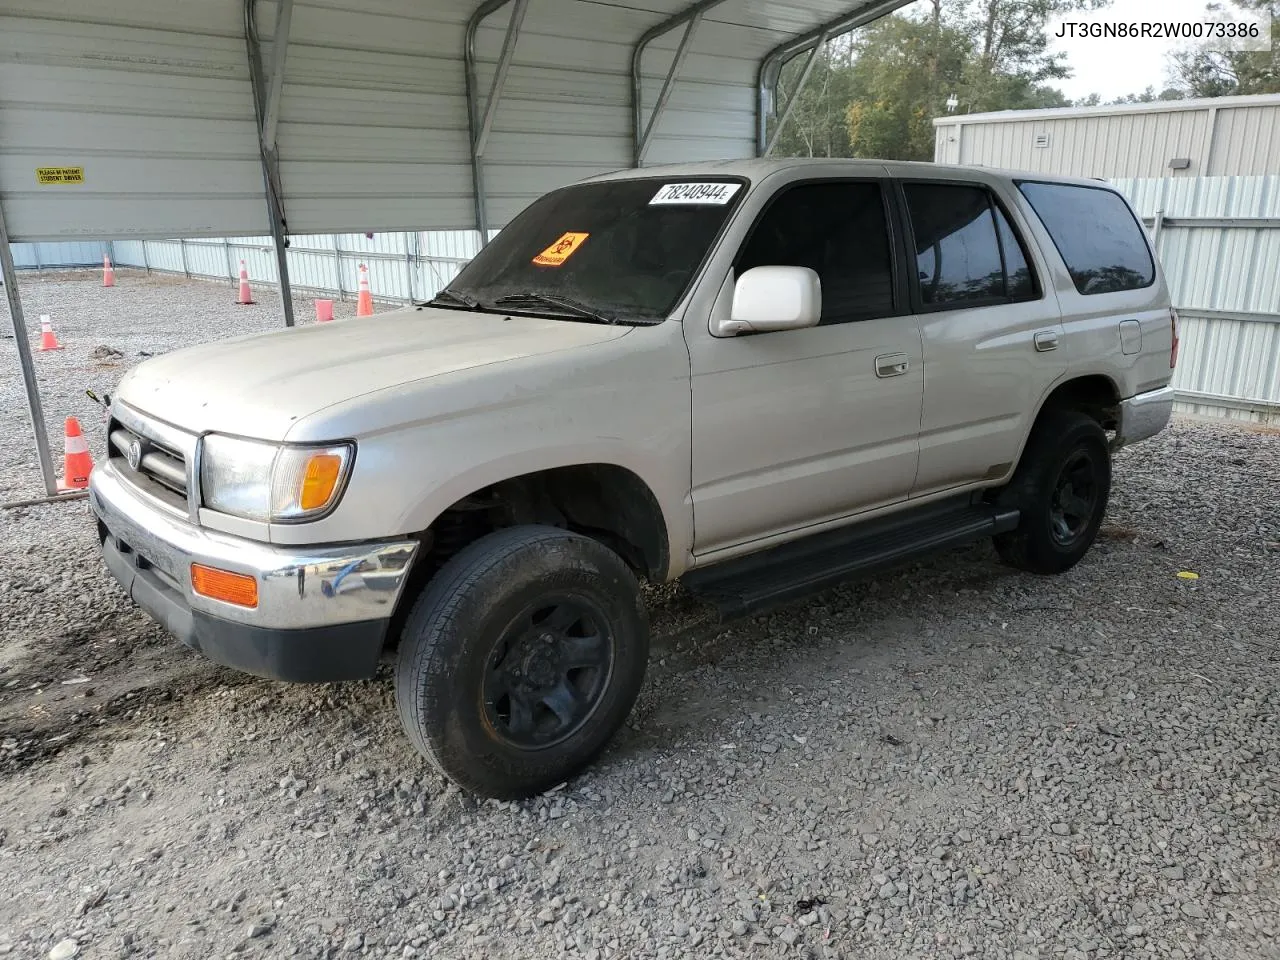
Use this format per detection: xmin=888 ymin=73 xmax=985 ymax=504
xmin=91 ymin=158 xmax=1176 ymax=798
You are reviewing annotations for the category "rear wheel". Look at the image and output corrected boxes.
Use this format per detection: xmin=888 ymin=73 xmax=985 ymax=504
xmin=395 ymin=525 xmax=648 ymax=799
xmin=994 ymin=410 xmax=1111 ymax=575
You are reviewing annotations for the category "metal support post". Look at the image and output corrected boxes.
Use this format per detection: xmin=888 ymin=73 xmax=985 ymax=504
xmin=634 ymin=12 xmax=702 ymax=166
xmin=764 ymin=32 xmax=826 ymax=157
xmin=755 ymin=0 xmax=910 ymax=155
xmin=179 ymin=237 xmax=190 ymax=278
xmin=631 ymin=0 xmax=729 ymax=167
xmin=245 ymin=0 xmax=296 ymax=327
xmin=465 ymin=0 xmax=528 ymax=245
xmin=0 ymin=198 xmax=59 ymax=497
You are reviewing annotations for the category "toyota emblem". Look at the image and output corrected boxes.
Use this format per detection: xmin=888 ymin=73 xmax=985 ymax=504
xmin=127 ymin=438 xmax=143 ymax=470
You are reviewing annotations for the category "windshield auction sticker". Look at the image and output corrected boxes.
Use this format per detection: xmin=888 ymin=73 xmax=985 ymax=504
xmin=532 ymin=232 xmax=589 ymax=267
xmin=649 ymin=182 xmax=742 ymax=205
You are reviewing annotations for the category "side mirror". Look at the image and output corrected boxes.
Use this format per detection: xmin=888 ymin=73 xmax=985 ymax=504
xmin=713 ymin=266 xmax=822 ymax=336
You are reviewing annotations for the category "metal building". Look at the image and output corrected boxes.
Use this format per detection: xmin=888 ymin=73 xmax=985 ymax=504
xmin=932 ymin=93 xmax=1280 ymax=177
xmin=934 ymin=95 xmax=1280 ymax=425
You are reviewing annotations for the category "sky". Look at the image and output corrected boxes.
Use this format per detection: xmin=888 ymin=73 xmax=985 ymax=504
xmin=1046 ymin=0 xmax=1224 ymax=101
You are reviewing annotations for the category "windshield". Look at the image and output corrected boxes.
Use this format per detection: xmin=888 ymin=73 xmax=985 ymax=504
xmin=442 ymin=178 xmax=746 ymax=322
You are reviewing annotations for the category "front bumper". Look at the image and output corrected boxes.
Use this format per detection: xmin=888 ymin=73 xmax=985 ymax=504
xmin=1113 ymin=385 xmax=1174 ymax=450
xmin=89 ymin=460 xmax=419 ymax=682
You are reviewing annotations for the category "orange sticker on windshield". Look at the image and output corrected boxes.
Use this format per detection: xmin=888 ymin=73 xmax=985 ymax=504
xmin=532 ymin=232 xmax=588 ymax=267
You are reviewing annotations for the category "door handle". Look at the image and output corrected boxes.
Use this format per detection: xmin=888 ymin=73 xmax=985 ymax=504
xmin=875 ymin=353 xmax=910 ymax=378
xmin=1034 ymin=331 xmax=1059 ymax=352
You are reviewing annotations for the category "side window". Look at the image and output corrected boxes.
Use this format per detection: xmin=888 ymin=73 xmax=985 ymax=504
xmin=1017 ymin=181 xmax=1155 ymax=295
xmin=903 ymin=183 xmax=1008 ymax=308
xmin=992 ymin=203 xmax=1035 ymax=300
xmin=736 ymin=181 xmax=895 ymax=325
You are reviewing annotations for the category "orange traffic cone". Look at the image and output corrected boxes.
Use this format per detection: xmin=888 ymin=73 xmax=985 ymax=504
xmin=58 ymin=416 xmax=94 ymax=491
xmin=103 ymin=254 xmax=116 ymax=287
xmin=37 ymin=314 xmax=64 ymax=351
xmin=315 ymin=299 xmax=334 ymax=323
xmin=356 ymin=264 xmax=374 ymax=317
xmin=237 ymin=260 xmax=255 ymax=305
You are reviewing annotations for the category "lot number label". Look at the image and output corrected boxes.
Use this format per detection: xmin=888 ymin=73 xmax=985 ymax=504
xmin=649 ymin=182 xmax=741 ymax=205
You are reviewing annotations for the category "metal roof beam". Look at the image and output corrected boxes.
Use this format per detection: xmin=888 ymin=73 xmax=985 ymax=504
xmin=475 ymin=0 xmax=529 ymax=160
xmin=465 ymin=0 xmax=528 ymax=241
xmin=631 ymin=0 xmax=727 ymax=167
xmin=260 ymin=0 xmax=294 ymax=152
xmin=755 ymin=0 xmax=912 ymax=155
xmin=763 ymin=32 xmax=826 ymax=157
xmin=245 ymin=0 xmax=296 ymax=327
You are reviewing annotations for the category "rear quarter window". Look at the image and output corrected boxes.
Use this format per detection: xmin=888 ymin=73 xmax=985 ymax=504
xmin=1016 ymin=181 xmax=1155 ymax=296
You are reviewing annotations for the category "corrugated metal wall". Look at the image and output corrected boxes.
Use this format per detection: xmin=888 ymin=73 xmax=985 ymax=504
xmin=934 ymin=94 xmax=1280 ymax=179
xmin=99 ymin=229 xmax=495 ymax=304
xmin=9 ymin=240 xmax=108 ymax=269
xmin=1114 ymin=176 xmax=1280 ymax=424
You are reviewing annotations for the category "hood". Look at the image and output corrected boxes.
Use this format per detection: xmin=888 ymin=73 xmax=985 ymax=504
xmin=115 ymin=307 xmax=630 ymax=440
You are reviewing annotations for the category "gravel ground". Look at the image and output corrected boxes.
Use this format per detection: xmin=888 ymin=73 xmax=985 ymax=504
xmin=2 ymin=276 xmax=1278 ymax=960
xmin=1 ymin=269 xmax=375 ymax=503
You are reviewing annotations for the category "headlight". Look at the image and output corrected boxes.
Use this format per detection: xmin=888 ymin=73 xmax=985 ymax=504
xmin=200 ymin=435 xmax=354 ymax=522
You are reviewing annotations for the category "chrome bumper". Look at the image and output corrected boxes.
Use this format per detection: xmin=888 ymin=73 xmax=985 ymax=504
xmin=89 ymin=460 xmax=419 ymax=630
xmin=1113 ymin=385 xmax=1174 ymax=450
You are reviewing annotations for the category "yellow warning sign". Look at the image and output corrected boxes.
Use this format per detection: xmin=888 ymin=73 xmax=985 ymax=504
xmin=36 ymin=166 xmax=84 ymax=185
xmin=532 ymin=232 xmax=588 ymax=267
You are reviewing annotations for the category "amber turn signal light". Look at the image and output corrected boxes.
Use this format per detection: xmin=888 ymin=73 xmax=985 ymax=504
xmin=191 ymin=564 xmax=259 ymax=608
xmin=300 ymin=453 xmax=344 ymax=511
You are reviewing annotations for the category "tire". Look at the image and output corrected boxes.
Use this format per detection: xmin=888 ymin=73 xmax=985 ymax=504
xmin=395 ymin=525 xmax=649 ymax=800
xmin=993 ymin=409 xmax=1112 ymax=575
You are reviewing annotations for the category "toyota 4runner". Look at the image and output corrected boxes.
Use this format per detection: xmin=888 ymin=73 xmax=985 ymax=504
xmin=90 ymin=158 xmax=1176 ymax=799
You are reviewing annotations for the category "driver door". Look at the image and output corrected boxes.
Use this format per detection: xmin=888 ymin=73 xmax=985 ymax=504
xmin=686 ymin=178 xmax=925 ymax=556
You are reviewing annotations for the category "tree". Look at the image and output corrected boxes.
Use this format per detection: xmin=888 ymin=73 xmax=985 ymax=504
xmin=1169 ymin=0 xmax=1279 ymax=96
xmin=768 ymin=0 xmax=1109 ymax=162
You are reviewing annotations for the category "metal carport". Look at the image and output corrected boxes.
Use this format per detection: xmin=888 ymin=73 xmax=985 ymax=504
xmin=1 ymin=0 xmax=910 ymax=498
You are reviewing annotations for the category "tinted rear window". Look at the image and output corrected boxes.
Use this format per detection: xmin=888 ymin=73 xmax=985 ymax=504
xmin=1017 ymin=182 xmax=1154 ymax=295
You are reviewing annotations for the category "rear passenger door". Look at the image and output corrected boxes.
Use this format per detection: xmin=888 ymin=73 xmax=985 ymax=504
xmin=897 ymin=179 xmax=1066 ymax=497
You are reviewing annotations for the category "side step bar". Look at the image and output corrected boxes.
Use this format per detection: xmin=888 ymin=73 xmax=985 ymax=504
xmin=683 ymin=496 xmax=1020 ymax=621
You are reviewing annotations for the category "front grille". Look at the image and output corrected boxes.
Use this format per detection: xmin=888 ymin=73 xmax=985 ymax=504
xmin=107 ymin=412 xmax=192 ymax=512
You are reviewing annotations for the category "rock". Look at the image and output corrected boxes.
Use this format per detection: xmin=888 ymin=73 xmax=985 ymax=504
xmin=1125 ymin=925 xmax=1145 ymax=937
xmin=49 ymin=942 xmax=78 ymax=960
xmin=1162 ymin=866 xmax=1185 ymax=880
xmin=246 ymin=923 xmax=272 ymax=939
xmin=342 ymin=933 xmax=364 ymax=953
xmin=731 ymin=921 xmax=749 ymax=937
xmin=673 ymin=920 xmax=689 ymax=938
xmin=537 ymin=908 xmax=556 ymax=926
xmin=1051 ymin=823 xmax=1070 ymax=836
xmin=1181 ymin=903 xmax=1207 ymax=920
xmin=779 ymin=928 xmax=801 ymax=946
xmin=879 ymin=881 xmax=898 ymax=899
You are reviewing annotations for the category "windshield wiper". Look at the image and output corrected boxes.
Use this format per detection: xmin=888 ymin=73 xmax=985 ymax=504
xmin=492 ymin=292 xmax=621 ymax=324
xmin=419 ymin=289 xmax=479 ymax=310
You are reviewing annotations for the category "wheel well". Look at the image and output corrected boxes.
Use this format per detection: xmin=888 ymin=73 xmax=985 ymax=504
xmin=1038 ymin=375 xmax=1121 ymax=432
xmin=417 ymin=464 xmax=670 ymax=583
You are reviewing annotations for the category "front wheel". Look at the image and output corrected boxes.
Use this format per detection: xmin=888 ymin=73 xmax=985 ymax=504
xmin=994 ymin=409 xmax=1112 ymax=575
xmin=395 ymin=525 xmax=649 ymax=800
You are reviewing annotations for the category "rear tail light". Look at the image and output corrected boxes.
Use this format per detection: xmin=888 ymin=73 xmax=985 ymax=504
xmin=1170 ymin=307 xmax=1179 ymax=369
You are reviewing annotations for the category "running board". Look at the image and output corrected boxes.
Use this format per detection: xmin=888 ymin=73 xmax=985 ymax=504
xmin=683 ymin=496 xmax=1020 ymax=621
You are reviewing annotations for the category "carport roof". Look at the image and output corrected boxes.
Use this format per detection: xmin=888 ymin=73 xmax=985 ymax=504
xmin=0 ymin=0 xmax=912 ymax=242
xmin=2 ymin=0 xmax=915 ymax=500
